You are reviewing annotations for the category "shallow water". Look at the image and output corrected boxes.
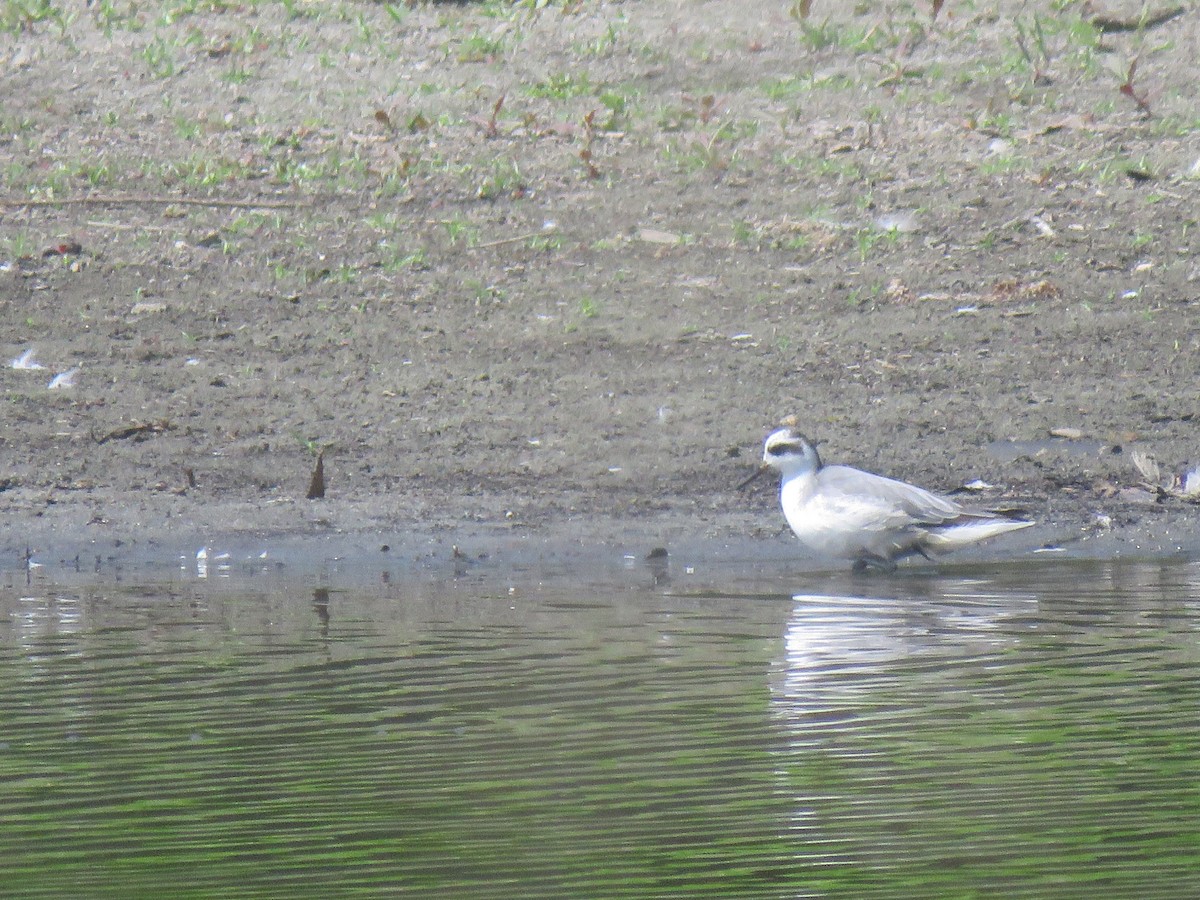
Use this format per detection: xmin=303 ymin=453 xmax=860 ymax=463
xmin=2 ymin=558 xmax=1199 ymax=898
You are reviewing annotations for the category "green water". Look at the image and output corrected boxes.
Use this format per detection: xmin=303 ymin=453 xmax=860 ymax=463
xmin=1 ymin=560 xmax=1198 ymax=897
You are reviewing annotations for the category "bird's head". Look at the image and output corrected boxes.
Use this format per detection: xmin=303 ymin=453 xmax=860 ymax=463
xmin=739 ymin=426 xmax=822 ymax=489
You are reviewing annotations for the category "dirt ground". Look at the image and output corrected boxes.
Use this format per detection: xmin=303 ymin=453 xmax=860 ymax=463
xmin=2 ymin=0 xmax=1199 ymax=571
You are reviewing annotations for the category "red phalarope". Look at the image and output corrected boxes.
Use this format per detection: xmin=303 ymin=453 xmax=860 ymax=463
xmin=748 ymin=427 xmax=1033 ymax=573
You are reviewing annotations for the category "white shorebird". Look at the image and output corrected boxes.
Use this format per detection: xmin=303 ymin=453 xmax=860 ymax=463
xmin=747 ymin=427 xmax=1033 ymax=572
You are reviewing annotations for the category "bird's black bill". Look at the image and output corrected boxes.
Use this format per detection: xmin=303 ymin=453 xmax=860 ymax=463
xmin=737 ymin=465 xmax=768 ymax=490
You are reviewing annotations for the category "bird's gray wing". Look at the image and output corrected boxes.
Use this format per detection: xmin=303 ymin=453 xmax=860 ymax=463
xmin=819 ymin=465 xmax=965 ymax=526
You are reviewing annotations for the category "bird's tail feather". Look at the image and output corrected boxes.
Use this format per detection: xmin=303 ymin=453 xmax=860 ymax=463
xmin=923 ymin=518 xmax=1034 ymax=552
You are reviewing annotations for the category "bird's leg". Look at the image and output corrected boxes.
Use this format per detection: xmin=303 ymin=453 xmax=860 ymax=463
xmin=851 ymin=553 xmax=898 ymax=575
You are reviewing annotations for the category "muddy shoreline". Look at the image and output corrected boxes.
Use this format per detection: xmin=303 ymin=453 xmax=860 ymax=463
xmin=6 ymin=492 xmax=1199 ymax=591
xmin=3 ymin=1 xmax=1199 ymax=581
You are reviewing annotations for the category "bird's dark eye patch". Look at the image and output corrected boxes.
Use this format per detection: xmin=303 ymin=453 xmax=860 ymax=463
xmin=767 ymin=441 xmax=802 ymax=457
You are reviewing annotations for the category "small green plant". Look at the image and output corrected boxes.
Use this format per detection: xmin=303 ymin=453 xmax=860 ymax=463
xmin=465 ymin=279 xmax=508 ymax=305
xmin=579 ymin=296 xmax=599 ymax=319
xmin=525 ymin=72 xmax=593 ymax=100
xmin=780 ymin=152 xmax=863 ymax=182
xmin=974 ymin=110 xmax=1014 ymax=137
xmin=0 ymin=113 xmax=35 ymax=135
xmin=442 ymin=218 xmax=480 ymax=248
xmin=795 ymin=17 xmax=838 ymax=51
xmin=3 ymin=231 xmax=38 ymax=259
xmin=843 ymin=281 xmax=884 ymax=306
xmin=1013 ymin=14 xmax=1053 ymax=84
xmin=174 ymin=116 xmax=202 ymax=140
xmin=353 ymin=12 xmax=373 ymax=43
xmin=732 ymin=220 xmax=759 ymax=246
xmin=29 ymin=166 xmax=71 ymax=198
xmin=74 ymin=160 xmax=112 ymax=187
xmin=378 ymin=168 xmax=414 ymax=197
xmin=1 ymin=0 xmax=70 ymax=34
xmin=227 ymin=213 xmax=268 ymax=236
xmin=663 ymin=121 xmax=741 ymax=173
xmin=577 ymin=20 xmax=621 ymax=57
xmin=526 ymin=233 xmax=561 ymax=251
xmin=1064 ymin=17 xmax=1102 ymax=74
xmin=380 ymin=245 xmax=428 ymax=271
xmin=91 ymin=0 xmax=143 ymax=35
xmin=854 ymin=229 xmax=877 ymax=263
xmin=223 ymin=64 xmax=253 ymax=85
xmin=142 ymin=36 xmax=177 ymax=78
xmin=476 ymin=158 xmax=526 ymax=200
xmin=979 ymin=152 xmax=1021 ymax=176
xmin=294 ymin=434 xmax=323 ymax=457
xmin=853 ymin=225 xmax=901 ymax=263
xmin=456 ymin=30 xmax=505 ymax=62
xmin=598 ymin=88 xmax=634 ymax=130
xmin=162 ymin=153 xmax=245 ymax=187
xmin=761 ymin=75 xmax=808 ymax=101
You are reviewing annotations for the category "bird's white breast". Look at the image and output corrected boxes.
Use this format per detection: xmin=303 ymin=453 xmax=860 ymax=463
xmin=779 ymin=467 xmax=918 ymax=559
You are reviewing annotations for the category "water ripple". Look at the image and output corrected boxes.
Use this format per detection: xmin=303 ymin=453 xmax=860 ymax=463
xmin=0 ymin=561 xmax=1198 ymax=897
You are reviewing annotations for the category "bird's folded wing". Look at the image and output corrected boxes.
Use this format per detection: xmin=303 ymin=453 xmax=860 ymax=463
xmin=820 ymin=465 xmax=964 ymax=526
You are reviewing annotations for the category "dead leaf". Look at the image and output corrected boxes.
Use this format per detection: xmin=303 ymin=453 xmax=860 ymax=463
xmin=1050 ymin=427 xmax=1084 ymax=440
xmin=882 ymin=278 xmax=915 ymax=304
xmin=43 ymin=241 xmax=82 ymax=256
xmin=1131 ymin=449 xmax=1162 ymax=485
xmin=1030 ymin=215 xmax=1056 ymax=238
xmin=637 ymin=228 xmax=682 ymax=245
xmin=94 ymin=420 xmax=172 ymax=445
xmin=1023 ymin=279 xmax=1062 ymax=299
xmin=988 ymin=278 xmax=1062 ymax=302
xmin=306 ymin=450 xmax=325 ymax=500
xmin=1117 ymin=486 xmax=1159 ymax=505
